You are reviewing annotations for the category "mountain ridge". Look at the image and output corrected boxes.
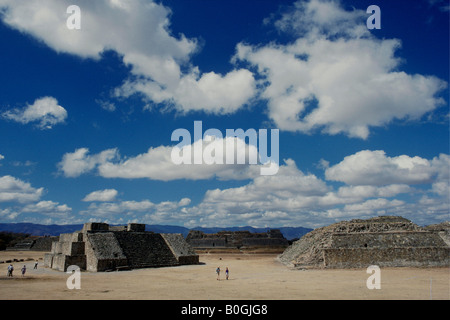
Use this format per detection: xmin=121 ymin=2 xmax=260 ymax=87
xmin=0 ymin=222 xmax=312 ymax=241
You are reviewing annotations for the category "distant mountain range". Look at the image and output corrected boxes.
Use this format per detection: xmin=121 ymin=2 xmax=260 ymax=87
xmin=0 ymin=223 xmax=312 ymax=241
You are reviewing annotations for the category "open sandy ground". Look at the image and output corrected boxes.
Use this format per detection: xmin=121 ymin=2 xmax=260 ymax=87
xmin=0 ymin=251 xmax=448 ymax=300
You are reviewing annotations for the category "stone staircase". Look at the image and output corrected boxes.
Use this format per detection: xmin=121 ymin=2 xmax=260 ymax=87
xmin=114 ymin=232 xmax=179 ymax=268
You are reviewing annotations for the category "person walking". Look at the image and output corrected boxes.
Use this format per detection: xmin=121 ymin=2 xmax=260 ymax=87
xmin=216 ymin=266 xmax=220 ymax=280
xmin=7 ymin=264 xmax=13 ymax=277
xmin=21 ymin=265 xmax=26 ymax=277
xmin=225 ymin=267 xmax=229 ymax=280
xmin=34 ymin=261 xmax=38 ymax=269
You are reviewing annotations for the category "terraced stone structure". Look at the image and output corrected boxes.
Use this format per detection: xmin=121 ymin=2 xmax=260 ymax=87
xmin=279 ymin=216 xmax=450 ymax=269
xmin=186 ymin=229 xmax=289 ymax=250
xmin=44 ymin=222 xmax=199 ymax=272
xmin=7 ymin=236 xmax=58 ymax=251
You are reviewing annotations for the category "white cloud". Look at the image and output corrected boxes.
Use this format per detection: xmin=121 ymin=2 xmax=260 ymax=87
xmin=21 ymin=200 xmax=72 ymax=218
xmin=0 ymin=0 xmax=445 ymax=131
xmin=57 ymin=148 xmax=117 ymax=178
xmin=56 ymin=148 xmax=449 ymax=227
xmin=2 ymin=97 xmax=67 ymax=129
xmin=343 ymin=198 xmax=405 ymax=213
xmin=431 ymin=181 xmax=449 ymax=197
xmin=0 ymin=0 xmax=195 ymax=60
xmin=80 ymin=197 xmax=191 ymax=224
xmin=63 ymin=150 xmax=447 ymax=228
xmin=0 ymin=175 xmax=44 ymax=203
xmin=273 ymin=0 xmax=368 ymax=38
xmin=0 ymin=175 xmax=73 ymax=221
xmin=172 ymin=69 xmax=256 ymax=114
xmin=58 ymin=135 xmax=272 ymax=181
xmin=0 ymin=0 xmax=256 ymax=115
xmin=176 ymin=151 xmax=448 ymax=228
xmin=179 ymin=159 xmax=333 ymax=227
xmin=82 ymin=189 xmax=118 ymax=202
xmin=234 ymin=0 xmax=447 ymax=138
xmin=96 ymin=99 xmax=116 ymax=112
xmin=82 ymin=200 xmax=154 ymax=218
xmin=0 ymin=208 xmax=20 ymax=220
xmin=203 ymin=159 xmax=329 ymax=205
xmin=178 ymin=198 xmax=191 ymax=207
xmin=325 ymin=150 xmax=449 ymax=186
xmin=336 ymin=184 xmax=412 ymax=199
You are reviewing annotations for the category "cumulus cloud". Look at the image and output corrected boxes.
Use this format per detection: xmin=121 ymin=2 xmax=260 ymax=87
xmin=0 ymin=175 xmax=73 ymax=221
xmin=57 ymin=135 xmax=274 ymax=181
xmin=57 ymin=148 xmax=117 ymax=178
xmin=56 ymin=149 xmax=447 ymax=228
xmin=21 ymin=200 xmax=72 ymax=218
xmin=273 ymin=0 xmax=368 ymax=38
xmin=0 ymin=175 xmax=44 ymax=203
xmin=0 ymin=0 xmax=255 ymax=115
xmin=2 ymin=97 xmax=67 ymax=129
xmin=325 ymin=150 xmax=449 ymax=186
xmin=82 ymin=189 xmax=118 ymax=202
xmin=56 ymin=148 xmax=449 ymax=227
xmin=175 ymin=151 xmax=448 ymax=228
xmin=234 ymin=0 xmax=447 ymax=138
xmin=0 ymin=0 xmax=445 ymax=132
xmin=176 ymin=159 xmax=339 ymax=227
xmin=80 ymin=197 xmax=191 ymax=224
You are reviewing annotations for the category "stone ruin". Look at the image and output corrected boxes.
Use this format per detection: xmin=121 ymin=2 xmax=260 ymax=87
xmin=279 ymin=216 xmax=450 ymax=269
xmin=44 ymin=222 xmax=199 ymax=272
xmin=186 ymin=229 xmax=289 ymax=251
xmin=6 ymin=235 xmax=58 ymax=251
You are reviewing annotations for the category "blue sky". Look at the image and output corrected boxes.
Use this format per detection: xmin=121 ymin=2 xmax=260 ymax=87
xmin=0 ymin=0 xmax=448 ymax=228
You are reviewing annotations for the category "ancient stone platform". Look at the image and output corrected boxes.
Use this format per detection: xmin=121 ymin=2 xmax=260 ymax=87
xmin=186 ymin=229 xmax=289 ymax=251
xmin=44 ymin=222 xmax=199 ymax=272
xmin=279 ymin=216 xmax=450 ymax=269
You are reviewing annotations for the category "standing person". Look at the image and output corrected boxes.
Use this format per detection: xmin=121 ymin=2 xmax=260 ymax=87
xmin=216 ymin=266 xmax=220 ymax=280
xmin=21 ymin=265 xmax=26 ymax=277
xmin=7 ymin=264 xmax=13 ymax=277
xmin=34 ymin=261 xmax=38 ymax=269
xmin=225 ymin=267 xmax=229 ymax=280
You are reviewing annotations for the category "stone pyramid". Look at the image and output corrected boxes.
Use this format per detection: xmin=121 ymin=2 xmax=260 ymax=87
xmin=279 ymin=216 xmax=450 ymax=269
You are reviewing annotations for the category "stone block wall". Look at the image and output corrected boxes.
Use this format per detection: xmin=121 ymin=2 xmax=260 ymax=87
xmin=45 ymin=222 xmax=199 ymax=272
xmin=242 ymin=238 xmax=289 ymax=247
xmin=279 ymin=216 xmax=450 ymax=269
xmin=323 ymin=247 xmax=450 ymax=268
xmin=85 ymin=232 xmax=128 ymax=272
xmin=186 ymin=229 xmax=288 ymax=249
xmin=188 ymin=238 xmax=228 ymax=248
xmin=161 ymin=233 xmax=199 ymax=265
xmin=82 ymin=222 xmax=109 ymax=232
xmin=46 ymin=253 xmax=87 ymax=271
xmin=43 ymin=253 xmax=53 ymax=268
xmin=114 ymin=232 xmax=179 ymax=268
xmin=127 ymin=223 xmax=146 ymax=232
xmin=330 ymin=231 xmax=447 ymax=249
xmin=322 ymin=231 xmax=450 ymax=268
xmin=31 ymin=236 xmax=58 ymax=251
xmin=45 ymin=232 xmax=87 ymax=271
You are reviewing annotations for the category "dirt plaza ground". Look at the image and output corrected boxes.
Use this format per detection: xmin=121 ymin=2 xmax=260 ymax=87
xmin=0 ymin=251 xmax=448 ymax=300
